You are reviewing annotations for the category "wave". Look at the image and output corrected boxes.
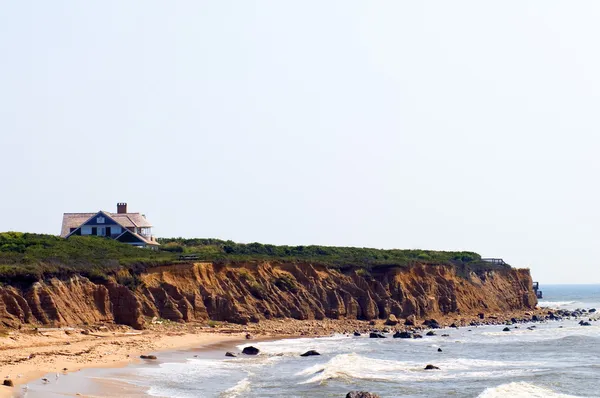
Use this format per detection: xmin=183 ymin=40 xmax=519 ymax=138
xmin=219 ymin=377 xmax=251 ymax=398
xmin=478 ymin=382 xmax=585 ymax=398
xmin=538 ymin=300 xmax=580 ymax=308
xmin=295 ymin=353 xmax=546 ymax=384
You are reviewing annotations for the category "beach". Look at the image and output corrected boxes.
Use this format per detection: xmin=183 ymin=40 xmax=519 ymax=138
xmin=0 ymin=307 xmax=551 ymax=398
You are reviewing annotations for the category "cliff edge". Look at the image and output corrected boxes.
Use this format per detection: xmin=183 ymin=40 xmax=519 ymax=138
xmin=0 ymin=261 xmax=537 ymax=330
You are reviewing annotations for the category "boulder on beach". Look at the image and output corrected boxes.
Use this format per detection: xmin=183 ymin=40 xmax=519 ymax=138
xmin=346 ymin=391 xmax=381 ymax=398
xmin=140 ymin=355 xmax=157 ymax=360
xmin=393 ymin=331 xmax=412 ymax=339
xmin=3 ymin=379 xmax=14 ymax=387
xmin=502 ymin=327 xmax=511 ymax=332
xmin=579 ymin=321 xmax=591 ymax=326
xmin=245 ymin=333 xmax=253 ymax=340
xmin=423 ymin=319 xmax=441 ymax=329
xmin=590 ymin=308 xmax=597 ymax=313
xmin=426 ymin=331 xmax=436 ymax=336
xmin=242 ymin=346 xmax=260 ymax=355
xmin=225 ymin=352 xmax=237 ymax=357
xmin=424 ymin=364 xmax=440 ymax=370
xmin=300 ymin=350 xmax=320 ymax=357
xmin=385 ymin=314 xmax=399 ymax=326
xmin=369 ymin=332 xmax=386 ymax=339
xmin=413 ymin=334 xmax=423 ymax=339
xmin=353 ymin=331 xmax=361 ymax=337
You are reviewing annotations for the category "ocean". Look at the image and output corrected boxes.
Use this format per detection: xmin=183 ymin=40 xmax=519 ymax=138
xmin=23 ymin=284 xmax=600 ymax=398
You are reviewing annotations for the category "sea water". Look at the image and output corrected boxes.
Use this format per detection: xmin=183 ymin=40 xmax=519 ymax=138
xmin=25 ymin=285 xmax=600 ymax=398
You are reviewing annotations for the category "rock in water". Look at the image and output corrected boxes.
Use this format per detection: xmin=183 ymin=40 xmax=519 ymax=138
xmin=140 ymin=355 xmax=157 ymax=360
xmin=502 ymin=327 xmax=511 ymax=332
xmin=393 ymin=331 xmax=412 ymax=339
xmin=225 ymin=352 xmax=237 ymax=357
xmin=300 ymin=350 xmax=320 ymax=357
xmin=353 ymin=331 xmax=361 ymax=336
xmin=385 ymin=314 xmax=399 ymax=326
xmin=424 ymin=364 xmax=440 ymax=370
xmin=437 ymin=348 xmax=443 ymax=352
xmin=369 ymin=332 xmax=386 ymax=338
xmin=346 ymin=392 xmax=381 ymax=398
xmin=426 ymin=331 xmax=436 ymax=336
xmin=242 ymin=346 xmax=260 ymax=355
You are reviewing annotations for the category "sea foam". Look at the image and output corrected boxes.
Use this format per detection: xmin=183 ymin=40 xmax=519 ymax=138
xmin=478 ymin=382 xmax=585 ymax=398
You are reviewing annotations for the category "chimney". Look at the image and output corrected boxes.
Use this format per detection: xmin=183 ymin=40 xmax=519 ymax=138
xmin=117 ymin=202 xmax=127 ymax=214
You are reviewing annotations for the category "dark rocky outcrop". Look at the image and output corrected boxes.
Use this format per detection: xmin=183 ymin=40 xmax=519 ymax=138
xmin=346 ymin=392 xmax=381 ymax=398
xmin=369 ymin=332 xmax=386 ymax=338
xmin=140 ymin=355 xmax=157 ymax=360
xmin=393 ymin=331 xmax=412 ymax=339
xmin=242 ymin=346 xmax=260 ymax=355
xmin=424 ymin=364 xmax=440 ymax=370
xmin=300 ymin=350 xmax=320 ymax=357
xmin=225 ymin=352 xmax=236 ymax=357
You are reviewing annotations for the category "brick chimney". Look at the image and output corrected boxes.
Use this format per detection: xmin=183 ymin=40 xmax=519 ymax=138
xmin=117 ymin=202 xmax=127 ymax=214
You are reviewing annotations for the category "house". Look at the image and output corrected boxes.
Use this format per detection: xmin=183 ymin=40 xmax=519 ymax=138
xmin=61 ymin=203 xmax=159 ymax=248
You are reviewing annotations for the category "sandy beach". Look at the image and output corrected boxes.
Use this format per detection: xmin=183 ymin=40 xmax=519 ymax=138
xmin=0 ymin=309 xmax=547 ymax=397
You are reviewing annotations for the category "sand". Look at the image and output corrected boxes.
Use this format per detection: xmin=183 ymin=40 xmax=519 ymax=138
xmin=0 ymin=324 xmax=248 ymax=398
xmin=0 ymin=309 xmax=547 ymax=397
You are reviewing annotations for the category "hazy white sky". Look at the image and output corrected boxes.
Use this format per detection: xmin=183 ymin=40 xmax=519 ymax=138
xmin=2 ymin=1 xmax=600 ymax=283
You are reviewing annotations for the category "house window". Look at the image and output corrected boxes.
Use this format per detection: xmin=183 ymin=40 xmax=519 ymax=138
xmin=97 ymin=217 xmax=105 ymax=224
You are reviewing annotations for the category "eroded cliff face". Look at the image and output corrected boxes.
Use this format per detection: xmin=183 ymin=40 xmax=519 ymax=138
xmin=0 ymin=262 xmax=537 ymax=330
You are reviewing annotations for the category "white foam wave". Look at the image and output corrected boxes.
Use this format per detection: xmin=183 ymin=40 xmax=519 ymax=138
xmin=538 ymin=300 xmax=579 ymax=309
xmin=219 ymin=377 xmax=251 ymax=398
xmin=295 ymin=353 xmax=545 ymax=384
xmin=478 ymin=382 xmax=585 ymax=398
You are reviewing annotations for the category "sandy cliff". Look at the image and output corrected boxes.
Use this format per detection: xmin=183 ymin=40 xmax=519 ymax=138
xmin=0 ymin=262 xmax=537 ymax=330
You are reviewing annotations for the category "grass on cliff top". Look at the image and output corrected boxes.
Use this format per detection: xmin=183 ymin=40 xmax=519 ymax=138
xmin=0 ymin=232 xmax=508 ymax=284
xmin=0 ymin=232 xmax=172 ymax=284
xmin=157 ymin=237 xmax=501 ymax=271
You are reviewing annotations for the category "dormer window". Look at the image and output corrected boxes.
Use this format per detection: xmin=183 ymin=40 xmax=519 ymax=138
xmin=97 ymin=216 xmax=105 ymax=224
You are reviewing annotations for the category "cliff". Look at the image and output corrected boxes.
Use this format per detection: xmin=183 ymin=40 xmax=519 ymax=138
xmin=0 ymin=261 xmax=537 ymax=330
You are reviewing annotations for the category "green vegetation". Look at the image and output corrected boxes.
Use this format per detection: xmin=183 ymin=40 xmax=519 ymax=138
xmin=157 ymin=237 xmax=496 ymax=271
xmin=0 ymin=232 xmax=509 ymax=285
xmin=0 ymin=232 xmax=172 ymax=284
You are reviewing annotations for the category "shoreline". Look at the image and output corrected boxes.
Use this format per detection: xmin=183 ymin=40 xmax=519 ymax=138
xmin=0 ymin=308 xmax=549 ymax=397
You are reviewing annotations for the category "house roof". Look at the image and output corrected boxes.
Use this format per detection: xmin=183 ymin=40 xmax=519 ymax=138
xmin=60 ymin=211 xmax=153 ymax=237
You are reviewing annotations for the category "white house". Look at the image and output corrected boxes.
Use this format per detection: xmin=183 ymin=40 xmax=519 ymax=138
xmin=61 ymin=203 xmax=159 ymax=248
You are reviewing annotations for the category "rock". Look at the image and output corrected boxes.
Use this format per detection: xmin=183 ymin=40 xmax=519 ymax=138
xmin=393 ymin=331 xmax=412 ymax=339
xmin=423 ymin=319 xmax=441 ymax=329
xmin=245 ymin=333 xmax=253 ymax=340
xmin=404 ymin=315 xmax=416 ymax=326
xmin=225 ymin=352 xmax=236 ymax=357
xmin=590 ymin=308 xmax=597 ymax=313
xmin=437 ymin=348 xmax=442 ymax=352
xmin=424 ymin=364 xmax=440 ymax=370
xmin=242 ymin=346 xmax=260 ymax=355
xmin=346 ymin=392 xmax=381 ymax=398
xmin=300 ymin=350 xmax=320 ymax=357
xmin=413 ymin=333 xmax=423 ymax=339
xmin=532 ymin=315 xmax=540 ymax=322
xmin=449 ymin=323 xmax=458 ymax=328
xmin=140 ymin=355 xmax=157 ymax=360
xmin=385 ymin=314 xmax=399 ymax=326
xmin=353 ymin=331 xmax=361 ymax=337
xmin=580 ymin=321 xmax=591 ymax=326
xmin=369 ymin=320 xmax=376 ymax=326
xmin=441 ymin=334 xmax=450 ymax=337
xmin=3 ymin=379 xmax=13 ymax=387
xmin=426 ymin=331 xmax=436 ymax=336
xmin=478 ymin=313 xmax=485 ymax=319
xmin=369 ymin=332 xmax=386 ymax=338
xmin=502 ymin=327 xmax=511 ymax=332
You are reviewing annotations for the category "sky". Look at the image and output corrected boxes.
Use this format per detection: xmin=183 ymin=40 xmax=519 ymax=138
xmin=1 ymin=1 xmax=600 ymax=284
